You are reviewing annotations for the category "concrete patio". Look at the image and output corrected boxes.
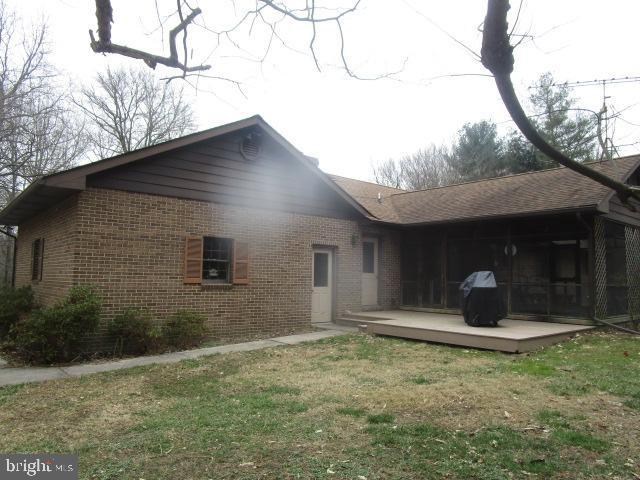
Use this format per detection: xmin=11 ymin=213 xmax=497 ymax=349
xmin=338 ymin=310 xmax=593 ymax=353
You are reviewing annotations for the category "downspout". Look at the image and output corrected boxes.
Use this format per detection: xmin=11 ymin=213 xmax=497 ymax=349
xmin=0 ymin=227 xmax=17 ymax=287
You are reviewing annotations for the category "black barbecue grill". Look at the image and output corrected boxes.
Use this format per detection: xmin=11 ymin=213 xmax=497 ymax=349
xmin=459 ymin=271 xmax=506 ymax=327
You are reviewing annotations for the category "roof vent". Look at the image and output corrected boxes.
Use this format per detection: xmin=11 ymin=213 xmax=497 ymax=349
xmin=240 ymin=133 xmax=261 ymax=160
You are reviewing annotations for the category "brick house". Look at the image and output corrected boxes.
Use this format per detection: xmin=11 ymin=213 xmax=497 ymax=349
xmin=1 ymin=115 xmax=639 ymax=346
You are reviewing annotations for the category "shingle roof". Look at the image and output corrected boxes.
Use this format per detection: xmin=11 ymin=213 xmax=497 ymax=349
xmin=328 ymin=174 xmax=406 ymax=222
xmin=330 ymin=156 xmax=640 ymax=225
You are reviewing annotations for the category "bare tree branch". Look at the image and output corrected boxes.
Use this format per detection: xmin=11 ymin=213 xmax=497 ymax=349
xmin=89 ymin=0 xmax=211 ymax=74
xmin=481 ymin=0 xmax=640 ymax=208
xmin=77 ymin=67 xmax=196 ymax=158
xmin=87 ymin=0 xmax=400 ymax=82
xmin=0 ymin=2 xmax=86 ymax=209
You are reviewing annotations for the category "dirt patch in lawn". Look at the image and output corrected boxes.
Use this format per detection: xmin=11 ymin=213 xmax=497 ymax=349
xmin=1 ymin=332 xmax=639 ymax=479
xmin=0 ymin=368 xmax=171 ymax=451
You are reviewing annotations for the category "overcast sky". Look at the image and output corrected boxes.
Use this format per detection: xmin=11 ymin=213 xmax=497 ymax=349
xmin=7 ymin=0 xmax=640 ymax=181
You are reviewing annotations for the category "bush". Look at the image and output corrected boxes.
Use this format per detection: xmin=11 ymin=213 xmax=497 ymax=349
xmin=108 ymin=308 xmax=162 ymax=356
xmin=163 ymin=310 xmax=207 ymax=349
xmin=0 ymin=286 xmax=35 ymax=339
xmin=4 ymin=285 xmax=101 ymax=364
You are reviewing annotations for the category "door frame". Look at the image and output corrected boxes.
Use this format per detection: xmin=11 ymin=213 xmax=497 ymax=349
xmin=311 ymin=245 xmax=336 ymax=322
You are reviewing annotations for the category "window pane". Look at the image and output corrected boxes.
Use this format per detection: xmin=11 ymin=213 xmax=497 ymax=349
xmin=362 ymin=242 xmax=374 ymax=273
xmin=203 ymin=237 xmax=232 ymax=283
xmin=314 ymin=252 xmax=329 ymax=287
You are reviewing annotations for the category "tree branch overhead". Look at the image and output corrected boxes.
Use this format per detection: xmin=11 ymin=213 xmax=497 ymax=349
xmin=89 ymin=0 xmax=210 ymax=74
xmin=481 ymin=0 xmax=640 ymax=208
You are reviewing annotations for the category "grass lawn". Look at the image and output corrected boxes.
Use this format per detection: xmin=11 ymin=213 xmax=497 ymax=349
xmin=1 ymin=330 xmax=639 ymax=479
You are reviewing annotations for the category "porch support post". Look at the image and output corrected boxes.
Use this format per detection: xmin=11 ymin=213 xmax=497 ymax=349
xmin=593 ymin=217 xmax=607 ymax=320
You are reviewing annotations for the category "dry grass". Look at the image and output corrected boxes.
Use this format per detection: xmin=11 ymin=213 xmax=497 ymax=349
xmin=0 ymin=331 xmax=639 ymax=479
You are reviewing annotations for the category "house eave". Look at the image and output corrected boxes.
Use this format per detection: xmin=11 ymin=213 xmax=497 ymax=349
xmin=0 ymin=115 xmax=373 ymax=225
xmin=365 ymin=204 xmax=601 ymax=229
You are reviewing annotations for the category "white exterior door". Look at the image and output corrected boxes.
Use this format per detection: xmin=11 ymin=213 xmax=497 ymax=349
xmin=311 ymin=248 xmax=333 ymax=322
xmin=361 ymin=238 xmax=379 ymax=307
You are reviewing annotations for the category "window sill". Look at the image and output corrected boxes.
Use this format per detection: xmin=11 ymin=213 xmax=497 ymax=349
xmin=200 ymin=283 xmax=233 ymax=291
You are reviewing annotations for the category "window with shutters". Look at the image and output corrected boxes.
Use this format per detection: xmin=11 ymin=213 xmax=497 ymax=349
xmin=203 ymin=237 xmax=233 ymax=283
xmin=184 ymin=236 xmax=249 ymax=285
xmin=31 ymin=238 xmax=44 ymax=281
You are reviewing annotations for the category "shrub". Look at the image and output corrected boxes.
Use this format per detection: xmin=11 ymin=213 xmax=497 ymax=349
xmin=4 ymin=285 xmax=101 ymax=364
xmin=163 ymin=310 xmax=207 ymax=349
xmin=0 ymin=286 xmax=34 ymax=339
xmin=108 ymin=308 xmax=162 ymax=356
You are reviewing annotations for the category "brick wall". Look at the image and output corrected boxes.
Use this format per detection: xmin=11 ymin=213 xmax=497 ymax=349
xmin=15 ymin=195 xmax=79 ymax=305
xmin=378 ymin=229 xmax=402 ymax=309
xmin=69 ymin=188 xmax=401 ymax=344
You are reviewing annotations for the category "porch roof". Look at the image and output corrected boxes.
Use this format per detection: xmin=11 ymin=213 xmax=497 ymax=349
xmin=332 ymin=156 xmax=640 ymax=225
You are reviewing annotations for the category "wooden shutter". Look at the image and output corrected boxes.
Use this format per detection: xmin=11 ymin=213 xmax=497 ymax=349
xmin=183 ymin=236 xmax=203 ymax=284
xmin=38 ymin=238 xmax=44 ymax=281
xmin=31 ymin=238 xmax=41 ymax=281
xmin=233 ymin=240 xmax=249 ymax=284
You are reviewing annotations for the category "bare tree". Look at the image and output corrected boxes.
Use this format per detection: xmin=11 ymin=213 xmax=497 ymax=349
xmin=86 ymin=0 xmax=395 ymax=85
xmin=374 ymin=145 xmax=458 ymax=190
xmin=481 ymin=0 xmax=640 ymax=208
xmin=0 ymin=96 xmax=87 ymax=206
xmin=77 ymin=67 xmax=196 ymax=157
xmin=86 ymin=1 xmax=638 ymax=209
xmin=0 ymin=1 xmax=87 ymax=284
xmin=0 ymin=1 xmax=49 ymax=147
xmin=0 ymin=0 xmax=87 ymax=205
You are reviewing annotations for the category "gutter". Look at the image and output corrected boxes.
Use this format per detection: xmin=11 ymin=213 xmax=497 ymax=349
xmin=366 ymin=204 xmax=601 ymax=229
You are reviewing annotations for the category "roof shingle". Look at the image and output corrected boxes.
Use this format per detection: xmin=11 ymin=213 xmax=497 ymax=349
xmin=329 ymin=156 xmax=640 ymax=225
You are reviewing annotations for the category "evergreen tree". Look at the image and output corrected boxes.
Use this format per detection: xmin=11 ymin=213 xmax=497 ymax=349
xmin=504 ymin=73 xmax=598 ymax=172
xmin=450 ymin=120 xmax=506 ymax=181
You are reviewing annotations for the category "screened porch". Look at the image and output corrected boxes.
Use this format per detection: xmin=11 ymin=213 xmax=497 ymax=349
xmin=400 ymin=214 xmax=640 ymax=324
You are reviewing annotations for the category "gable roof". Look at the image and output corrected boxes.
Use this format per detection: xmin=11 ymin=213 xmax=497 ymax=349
xmin=1 ymin=113 xmax=638 ymax=227
xmin=0 ymin=115 xmax=372 ymax=225
xmin=332 ymin=155 xmax=640 ymax=225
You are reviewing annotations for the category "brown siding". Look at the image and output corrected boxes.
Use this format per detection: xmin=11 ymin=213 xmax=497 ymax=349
xmin=14 ymin=195 xmax=79 ymax=305
xmin=72 ymin=188 xmax=400 ymax=346
xmin=87 ymin=134 xmax=359 ymax=220
xmin=604 ymin=197 xmax=640 ymax=226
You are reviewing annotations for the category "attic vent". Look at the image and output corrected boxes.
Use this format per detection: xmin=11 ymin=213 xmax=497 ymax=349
xmin=239 ymin=134 xmax=261 ymax=160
